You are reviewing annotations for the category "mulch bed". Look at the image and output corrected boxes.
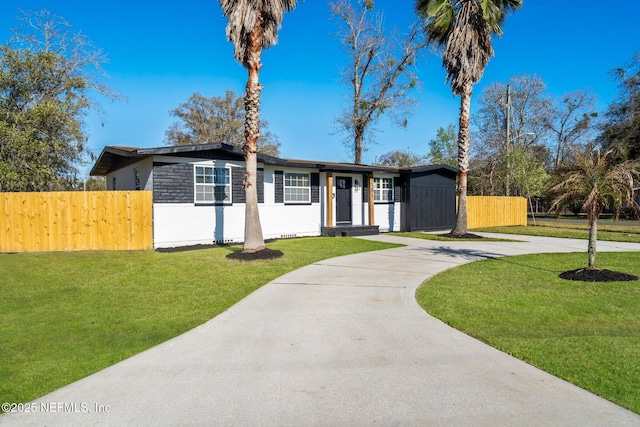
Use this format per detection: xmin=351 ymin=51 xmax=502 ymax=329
xmin=156 ymin=244 xmax=284 ymax=261
xmin=439 ymin=233 xmax=484 ymax=239
xmin=559 ymin=268 xmax=638 ymax=282
xmin=226 ymin=248 xmax=284 ymax=261
xmin=156 ymin=244 xmax=218 ymax=253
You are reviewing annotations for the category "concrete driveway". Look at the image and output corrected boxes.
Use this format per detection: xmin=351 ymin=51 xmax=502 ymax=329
xmin=2 ymin=234 xmax=640 ymax=426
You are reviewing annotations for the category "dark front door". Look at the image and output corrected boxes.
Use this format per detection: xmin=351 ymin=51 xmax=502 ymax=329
xmin=336 ymin=176 xmax=352 ymax=225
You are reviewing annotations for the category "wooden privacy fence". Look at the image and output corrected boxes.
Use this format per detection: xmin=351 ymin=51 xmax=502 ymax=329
xmin=466 ymin=196 xmax=527 ymax=229
xmin=0 ymin=191 xmax=153 ymax=252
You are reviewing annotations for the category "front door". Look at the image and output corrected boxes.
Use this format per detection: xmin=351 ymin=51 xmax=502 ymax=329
xmin=336 ymin=176 xmax=352 ymax=225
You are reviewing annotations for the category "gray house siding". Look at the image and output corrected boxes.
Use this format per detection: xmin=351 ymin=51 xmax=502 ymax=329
xmin=152 ymin=163 xmax=193 ymax=203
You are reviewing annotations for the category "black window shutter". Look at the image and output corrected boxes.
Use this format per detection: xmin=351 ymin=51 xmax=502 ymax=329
xmin=232 ymin=167 xmax=246 ymax=203
xmin=363 ymin=174 xmax=369 ymax=203
xmin=311 ymin=173 xmax=320 ymax=203
xmin=394 ymin=177 xmax=401 ymax=203
xmin=258 ymin=168 xmax=264 ymax=204
xmin=274 ymin=170 xmax=284 ymax=203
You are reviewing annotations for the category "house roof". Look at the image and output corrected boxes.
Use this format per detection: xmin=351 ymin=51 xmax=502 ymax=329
xmin=283 ymin=158 xmax=406 ymax=173
xmin=90 ymin=143 xmax=285 ymax=176
xmin=90 ymin=143 xmax=457 ymax=176
xmin=90 ymin=146 xmax=147 ymax=176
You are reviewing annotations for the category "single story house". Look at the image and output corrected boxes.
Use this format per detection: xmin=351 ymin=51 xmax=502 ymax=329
xmin=90 ymin=143 xmax=457 ymax=249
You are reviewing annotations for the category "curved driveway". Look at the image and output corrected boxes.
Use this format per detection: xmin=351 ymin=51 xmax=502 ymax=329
xmin=3 ymin=234 xmax=640 ymax=426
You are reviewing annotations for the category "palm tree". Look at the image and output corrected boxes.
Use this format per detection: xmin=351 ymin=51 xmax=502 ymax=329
xmin=415 ymin=0 xmax=522 ymax=235
xmin=549 ymin=146 xmax=640 ymax=269
xmin=219 ymin=0 xmax=298 ymax=253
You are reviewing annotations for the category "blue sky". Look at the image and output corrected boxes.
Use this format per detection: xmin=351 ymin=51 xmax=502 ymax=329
xmin=1 ymin=0 xmax=639 ymax=177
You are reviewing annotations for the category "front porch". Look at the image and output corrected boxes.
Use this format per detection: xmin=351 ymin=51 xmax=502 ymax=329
xmin=320 ymin=225 xmax=380 ymax=237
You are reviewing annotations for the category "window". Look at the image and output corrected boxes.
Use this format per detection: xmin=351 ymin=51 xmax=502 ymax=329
xmin=284 ymin=172 xmax=310 ymax=203
xmin=134 ymin=168 xmax=140 ymax=190
xmin=195 ymin=166 xmax=231 ymax=203
xmin=373 ymin=178 xmax=394 ymax=202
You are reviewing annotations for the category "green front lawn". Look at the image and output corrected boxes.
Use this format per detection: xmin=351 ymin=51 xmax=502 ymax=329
xmin=476 ymin=222 xmax=640 ymax=243
xmin=0 ymin=237 xmax=399 ymax=406
xmin=5 ymin=228 xmax=640 ymax=415
xmin=416 ymin=251 xmax=640 ymax=414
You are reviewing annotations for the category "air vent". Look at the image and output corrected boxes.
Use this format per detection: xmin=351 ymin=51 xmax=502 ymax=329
xmin=214 ymin=239 xmax=235 ymax=245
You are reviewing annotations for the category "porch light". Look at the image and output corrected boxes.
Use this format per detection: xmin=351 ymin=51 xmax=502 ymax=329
xmin=354 ymin=179 xmax=361 ymax=192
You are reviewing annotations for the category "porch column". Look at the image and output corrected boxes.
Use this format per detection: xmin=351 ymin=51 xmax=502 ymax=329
xmin=368 ymin=173 xmax=375 ymax=226
xmin=326 ymin=172 xmax=333 ymax=227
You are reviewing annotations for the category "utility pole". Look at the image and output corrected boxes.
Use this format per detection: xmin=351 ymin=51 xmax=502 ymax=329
xmin=505 ymin=84 xmax=511 ymax=197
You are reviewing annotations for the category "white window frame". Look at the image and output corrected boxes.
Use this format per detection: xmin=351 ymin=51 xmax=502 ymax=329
xmin=373 ymin=177 xmax=394 ymax=203
xmin=284 ymin=172 xmax=310 ymax=203
xmin=194 ymin=165 xmax=231 ymax=204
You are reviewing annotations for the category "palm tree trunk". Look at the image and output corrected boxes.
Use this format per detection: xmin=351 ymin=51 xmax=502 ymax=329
xmin=242 ymin=14 xmax=266 ymax=253
xmin=588 ymin=218 xmax=597 ymax=269
xmin=452 ymin=87 xmax=471 ymax=235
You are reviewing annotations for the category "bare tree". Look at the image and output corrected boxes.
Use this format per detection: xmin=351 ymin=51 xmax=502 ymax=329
xmin=600 ymin=52 xmax=640 ymax=161
xmin=472 ymin=75 xmax=550 ymax=195
xmin=331 ymin=0 xmax=427 ymax=164
xmin=474 ymin=75 xmax=549 ymax=152
xmin=544 ymin=90 xmax=598 ymax=170
xmin=10 ymin=9 xmax=121 ymax=105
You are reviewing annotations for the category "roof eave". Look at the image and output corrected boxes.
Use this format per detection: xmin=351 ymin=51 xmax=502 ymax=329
xmin=90 ymin=146 xmax=145 ymax=176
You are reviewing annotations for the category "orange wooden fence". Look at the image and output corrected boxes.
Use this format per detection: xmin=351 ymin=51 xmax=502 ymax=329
xmin=0 ymin=191 xmax=153 ymax=252
xmin=466 ymin=196 xmax=527 ymax=229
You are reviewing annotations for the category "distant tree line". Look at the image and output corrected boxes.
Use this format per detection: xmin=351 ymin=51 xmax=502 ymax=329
xmin=374 ymin=61 xmax=640 ymax=215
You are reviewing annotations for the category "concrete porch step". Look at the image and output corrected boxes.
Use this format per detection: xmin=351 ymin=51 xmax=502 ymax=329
xmin=321 ymin=225 xmax=380 ymax=237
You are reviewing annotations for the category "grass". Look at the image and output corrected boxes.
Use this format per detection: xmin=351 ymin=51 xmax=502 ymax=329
xmin=0 ymin=237 xmax=399 ymax=407
xmin=476 ymin=221 xmax=640 ymax=243
xmin=416 ymin=251 xmax=640 ymax=414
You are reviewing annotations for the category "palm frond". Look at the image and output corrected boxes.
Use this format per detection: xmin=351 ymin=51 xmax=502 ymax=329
xmin=443 ymin=0 xmax=493 ymax=94
xmin=219 ymin=0 xmax=298 ymax=65
xmin=416 ymin=0 xmax=455 ymax=44
xmin=480 ymin=0 xmax=522 ymax=35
